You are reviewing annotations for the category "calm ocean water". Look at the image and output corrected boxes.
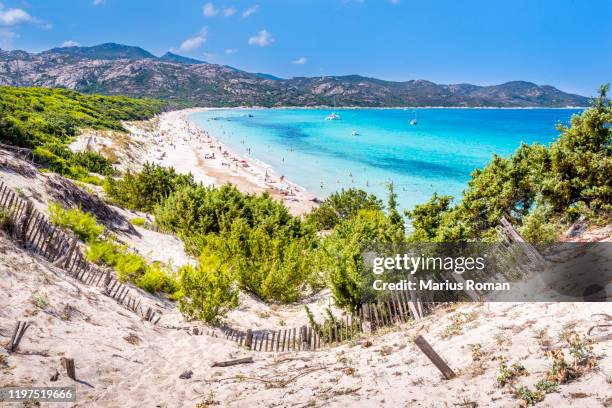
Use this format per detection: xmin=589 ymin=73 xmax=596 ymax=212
xmin=188 ymin=108 xmax=580 ymax=210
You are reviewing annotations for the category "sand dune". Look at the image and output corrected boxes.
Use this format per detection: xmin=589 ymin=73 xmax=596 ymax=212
xmin=1 ymin=231 xmax=610 ymax=407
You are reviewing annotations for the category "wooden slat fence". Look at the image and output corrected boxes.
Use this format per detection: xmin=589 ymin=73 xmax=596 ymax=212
xmin=220 ymin=308 xmax=367 ymax=352
xmin=1 ymin=177 xmax=544 ymax=351
xmin=0 ymin=180 xmax=160 ymax=324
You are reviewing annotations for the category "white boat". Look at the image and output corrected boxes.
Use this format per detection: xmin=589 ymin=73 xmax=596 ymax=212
xmin=325 ymin=97 xmax=341 ymax=120
xmin=410 ymin=109 xmax=418 ymax=125
xmin=351 ymin=130 xmax=359 ymax=136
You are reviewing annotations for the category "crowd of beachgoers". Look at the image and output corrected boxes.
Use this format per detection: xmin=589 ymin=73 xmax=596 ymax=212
xmin=122 ymin=109 xmax=318 ymax=215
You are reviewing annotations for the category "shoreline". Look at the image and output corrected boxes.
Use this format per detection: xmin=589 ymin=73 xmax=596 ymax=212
xmin=183 ymin=105 xmax=586 ymax=110
xmin=135 ymin=108 xmax=319 ymax=216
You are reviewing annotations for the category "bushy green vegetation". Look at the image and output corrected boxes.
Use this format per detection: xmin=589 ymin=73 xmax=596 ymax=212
xmin=138 ymin=263 xmax=180 ymax=296
xmin=104 ymin=163 xmax=195 ymax=212
xmin=0 ymin=209 xmax=14 ymax=234
xmin=407 ymin=85 xmax=611 ymax=242
xmin=318 ymin=208 xmax=401 ymax=309
xmin=153 ymin=183 xmax=319 ymax=302
xmin=130 ymin=217 xmax=146 ymax=227
xmin=204 ymin=220 xmax=320 ymax=302
xmin=0 ymin=86 xmax=166 ymax=147
xmin=178 ymin=250 xmax=238 ymax=323
xmin=306 ymin=188 xmax=383 ymax=230
xmin=48 ymin=203 xmax=178 ymax=296
xmin=86 ymin=238 xmax=180 ymax=295
xmin=48 ymin=202 xmax=104 ymax=242
xmin=86 ymin=239 xmax=146 ymax=281
xmin=0 ymin=86 xmax=165 ymax=182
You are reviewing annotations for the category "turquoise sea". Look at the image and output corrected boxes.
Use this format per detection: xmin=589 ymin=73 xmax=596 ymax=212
xmin=188 ymin=108 xmax=581 ymax=210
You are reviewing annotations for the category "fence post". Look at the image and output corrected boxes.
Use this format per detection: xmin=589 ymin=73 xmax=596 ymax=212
xmin=300 ymin=325 xmax=308 ymax=351
xmin=245 ymin=329 xmax=253 ymax=350
xmin=414 ymin=335 xmax=456 ymax=380
xmin=8 ymin=321 xmax=31 ymax=352
xmin=65 ymin=358 xmax=76 ymax=380
xmin=16 ymin=201 xmax=33 ymax=244
xmin=63 ymin=236 xmax=79 ymax=269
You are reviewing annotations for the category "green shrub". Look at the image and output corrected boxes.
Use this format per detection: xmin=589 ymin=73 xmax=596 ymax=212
xmin=86 ymin=238 xmax=119 ymax=264
xmin=137 ymin=263 xmax=180 ymax=295
xmin=154 ymin=183 xmax=298 ymax=239
xmin=0 ymin=210 xmax=14 ymax=234
xmin=154 ymin=182 xmax=322 ymax=303
xmin=1 ymin=86 xmax=163 ymax=182
xmin=497 ymin=360 xmax=528 ymax=386
xmin=318 ymin=209 xmax=399 ymax=309
xmin=130 ymin=217 xmax=146 ymax=227
xmin=33 ymin=146 xmax=108 ymax=183
xmin=516 ymin=386 xmax=544 ymax=406
xmin=534 ymin=379 xmax=559 ymax=394
xmin=86 ymin=237 xmax=178 ymax=294
xmin=114 ymin=251 xmax=147 ymax=282
xmin=48 ymin=202 xmax=105 ymax=242
xmin=72 ymin=151 xmax=116 ymax=175
xmin=105 ymin=163 xmax=195 ymax=212
xmin=79 ymin=175 xmax=104 ymax=186
xmin=85 ymin=238 xmax=146 ymax=282
xmin=306 ymin=188 xmax=383 ymax=230
xmin=199 ymin=215 xmax=321 ymax=303
xmin=519 ymin=203 xmax=559 ymax=243
xmin=178 ymin=250 xmax=238 ymax=324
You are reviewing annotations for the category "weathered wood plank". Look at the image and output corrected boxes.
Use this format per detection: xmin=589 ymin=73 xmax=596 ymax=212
xmin=65 ymin=358 xmax=76 ymax=380
xmin=414 ymin=335 xmax=456 ymax=380
xmin=211 ymin=357 xmax=254 ymax=367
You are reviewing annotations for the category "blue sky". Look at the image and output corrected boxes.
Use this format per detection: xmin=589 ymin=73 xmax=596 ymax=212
xmin=1 ymin=0 xmax=610 ymax=96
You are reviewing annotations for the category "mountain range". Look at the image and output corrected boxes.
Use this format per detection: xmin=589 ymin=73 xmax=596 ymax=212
xmin=0 ymin=43 xmax=589 ymax=108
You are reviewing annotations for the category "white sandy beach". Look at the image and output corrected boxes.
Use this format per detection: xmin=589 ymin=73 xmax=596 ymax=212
xmin=122 ymin=109 xmax=319 ymax=216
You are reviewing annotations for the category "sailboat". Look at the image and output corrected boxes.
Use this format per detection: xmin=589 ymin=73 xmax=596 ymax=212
xmin=325 ymin=97 xmax=341 ymax=120
xmin=410 ymin=109 xmax=418 ymax=125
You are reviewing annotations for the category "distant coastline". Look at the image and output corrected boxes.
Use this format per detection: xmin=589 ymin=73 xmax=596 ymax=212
xmin=190 ymin=105 xmax=587 ymax=110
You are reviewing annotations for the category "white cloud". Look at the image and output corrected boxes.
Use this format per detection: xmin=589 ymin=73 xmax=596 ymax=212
xmin=292 ymin=57 xmax=307 ymax=65
xmin=0 ymin=5 xmax=32 ymax=26
xmin=0 ymin=4 xmax=50 ymax=30
xmin=242 ymin=5 xmax=258 ymax=18
xmin=61 ymin=40 xmax=80 ymax=47
xmin=179 ymin=27 xmax=208 ymax=52
xmin=202 ymin=2 xmax=219 ymax=17
xmin=93 ymin=0 xmax=106 ymax=5
xmin=248 ymin=29 xmax=273 ymax=47
xmin=225 ymin=48 xmax=237 ymax=55
xmin=223 ymin=7 xmax=237 ymax=16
